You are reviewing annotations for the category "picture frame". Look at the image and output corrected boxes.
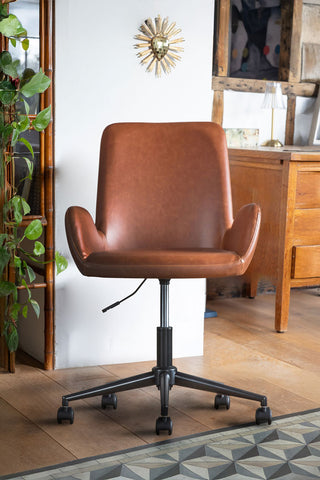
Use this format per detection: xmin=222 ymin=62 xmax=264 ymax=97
xmin=229 ymin=1 xmax=281 ymax=81
xmin=308 ymin=86 xmax=320 ymax=145
xmin=224 ymin=128 xmax=259 ymax=148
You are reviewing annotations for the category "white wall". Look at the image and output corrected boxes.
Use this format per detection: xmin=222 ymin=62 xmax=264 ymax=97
xmin=54 ymin=0 xmax=214 ymax=368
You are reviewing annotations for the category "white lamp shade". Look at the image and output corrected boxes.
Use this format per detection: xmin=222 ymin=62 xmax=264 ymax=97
xmin=262 ymin=81 xmax=285 ymax=109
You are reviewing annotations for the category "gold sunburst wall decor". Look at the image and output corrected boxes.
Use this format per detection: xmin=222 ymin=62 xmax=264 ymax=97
xmin=134 ymin=15 xmax=185 ymax=77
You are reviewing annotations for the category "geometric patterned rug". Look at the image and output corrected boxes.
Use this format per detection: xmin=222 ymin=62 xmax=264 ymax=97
xmin=3 ymin=409 xmax=320 ymax=480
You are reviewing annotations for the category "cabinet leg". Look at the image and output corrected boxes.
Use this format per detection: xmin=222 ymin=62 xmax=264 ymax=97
xmin=275 ymin=283 xmax=290 ymax=333
xmin=243 ymin=277 xmax=258 ymax=299
xmin=247 ymin=281 xmax=258 ymax=299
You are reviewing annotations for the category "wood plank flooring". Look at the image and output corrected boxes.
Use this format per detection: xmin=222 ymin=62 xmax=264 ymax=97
xmin=1 ymin=288 xmax=320 ymax=476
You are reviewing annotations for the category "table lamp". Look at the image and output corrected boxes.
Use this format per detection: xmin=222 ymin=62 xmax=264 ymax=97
xmin=262 ymin=81 xmax=285 ymax=147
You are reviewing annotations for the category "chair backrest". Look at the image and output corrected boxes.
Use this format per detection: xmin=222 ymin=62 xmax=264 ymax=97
xmin=95 ymin=122 xmax=233 ymax=250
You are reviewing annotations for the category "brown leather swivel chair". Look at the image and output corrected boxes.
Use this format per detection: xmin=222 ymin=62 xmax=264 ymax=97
xmin=57 ymin=122 xmax=272 ymax=434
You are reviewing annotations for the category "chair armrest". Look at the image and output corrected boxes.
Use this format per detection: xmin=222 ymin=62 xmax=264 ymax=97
xmin=65 ymin=206 xmax=107 ymax=262
xmin=222 ymin=203 xmax=261 ymax=266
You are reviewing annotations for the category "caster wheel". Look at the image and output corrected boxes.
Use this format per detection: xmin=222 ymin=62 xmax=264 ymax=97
xmin=57 ymin=406 xmax=74 ymax=424
xmin=156 ymin=416 xmax=173 ymax=435
xmin=101 ymin=393 xmax=117 ymax=410
xmin=214 ymin=394 xmax=230 ymax=410
xmin=256 ymin=406 xmax=272 ymax=425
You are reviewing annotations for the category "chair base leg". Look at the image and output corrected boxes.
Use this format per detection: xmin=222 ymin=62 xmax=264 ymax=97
xmin=175 ymin=371 xmax=267 ymax=405
xmin=57 ymin=279 xmax=272 ymax=432
xmin=57 ymin=363 xmax=272 ymax=430
xmin=61 ymin=371 xmax=155 ymax=406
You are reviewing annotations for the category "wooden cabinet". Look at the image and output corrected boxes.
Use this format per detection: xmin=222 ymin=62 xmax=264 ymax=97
xmin=229 ymin=147 xmax=320 ymax=332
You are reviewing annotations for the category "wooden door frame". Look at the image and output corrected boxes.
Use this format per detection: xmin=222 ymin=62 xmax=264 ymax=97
xmin=41 ymin=0 xmax=55 ymax=370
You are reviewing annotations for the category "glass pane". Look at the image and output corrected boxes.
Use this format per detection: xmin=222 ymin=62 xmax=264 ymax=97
xmin=10 ymin=1 xmax=40 ymax=114
xmin=14 ymin=130 xmax=41 ymax=215
xmin=10 ymin=0 xmax=41 ymax=215
xmin=9 ymin=0 xmax=39 ymax=37
xmin=12 ymin=37 xmax=40 ymax=77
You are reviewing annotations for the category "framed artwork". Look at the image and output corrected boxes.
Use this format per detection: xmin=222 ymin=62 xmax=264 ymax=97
xmin=229 ymin=0 xmax=281 ymax=80
xmin=224 ymin=128 xmax=259 ymax=147
xmin=308 ymin=88 xmax=320 ymax=145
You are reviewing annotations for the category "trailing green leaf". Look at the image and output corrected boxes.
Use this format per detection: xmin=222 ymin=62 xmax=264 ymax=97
xmin=21 ymin=278 xmax=31 ymax=300
xmin=17 ymin=115 xmax=30 ymax=133
xmin=15 ymin=157 xmax=34 ymax=183
xmin=0 ymin=79 xmax=16 ymax=105
xmin=0 ymin=51 xmax=12 ymax=66
xmin=18 ymin=137 xmax=34 ymax=158
xmin=20 ymin=197 xmax=30 ymax=216
xmin=33 ymin=240 xmax=45 ymax=256
xmin=20 ymin=68 xmax=35 ymax=89
xmin=0 ymin=233 xmax=8 ymax=246
xmin=22 ymin=98 xmax=30 ymax=115
xmin=13 ymin=255 xmax=21 ymax=269
xmin=0 ymin=14 xmax=26 ymax=37
xmin=0 ymin=123 xmax=13 ymax=148
xmin=29 ymin=298 xmax=40 ymax=318
xmin=0 ymin=280 xmax=17 ymax=297
xmin=24 ymin=219 xmax=43 ymax=240
xmin=32 ymin=105 xmax=51 ymax=131
xmin=23 ymin=157 xmax=34 ymax=178
xmin=8 ymin=302 xmax=21 ymax=321
xmin=20 ymin=69 xmax=51 ymax=98
xmin=11 ymin=116 xmax=30 ymax=147
xmin=0 ymin=51 xmax=19 ymax=78
xmin=5 ymin=195 xmax=23 ymax=224
xmin=55 ymin=251 xmax=68 ymax=275
xmin=4 ymin=322 xmax=19 ymax=352
xmin=0 ymin=246 xmax=10 ymax=277
xmin=26 ymin=264 xmax=36 ymax=283
xmin=11 ymin=126 xmax=19 ymax=146
xmin=21 ymin=38 xmax=29 ymax=51
xmin=0 ymin=5 xmax=9 ymax=19
xmin=20 ymin=260 xmax=27 ymax=276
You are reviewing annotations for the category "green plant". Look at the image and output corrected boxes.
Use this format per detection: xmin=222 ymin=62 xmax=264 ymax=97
xmin=0 ymin=2 xmax=67 ymax=353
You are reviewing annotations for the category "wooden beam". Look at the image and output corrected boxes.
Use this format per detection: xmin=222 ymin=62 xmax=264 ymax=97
xmin=289 ymin=0 xmax=303 ymax=83
xmin=279 ymin=0 xmax=303 ymax=82
xmin=279 ymin=1 xmax=293 ymax=81
xmin=212 ymin=76 xmax=318 ymax=97
xmin=213 ymin=0 xmax=230 ymax=76
xmin=285 ymin=95 xmax=296 ymax=145
xmin=212 ymin=90 xmax=224 ymax=125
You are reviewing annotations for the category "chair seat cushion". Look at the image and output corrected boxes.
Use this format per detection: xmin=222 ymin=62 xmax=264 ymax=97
xmin=80 ymin=248 xmax=245 ymax=278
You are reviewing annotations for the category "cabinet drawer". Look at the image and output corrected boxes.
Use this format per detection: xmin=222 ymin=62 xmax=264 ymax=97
xmin=296 ymin=171 xmax=320 ymax=208
xmin=293 ymin=209 xmax=320 ymax=244
xmin=292 ymin=245 xmax=320 ymax=278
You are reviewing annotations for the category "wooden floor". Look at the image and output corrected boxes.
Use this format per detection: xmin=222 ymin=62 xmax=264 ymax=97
xmin=1 ymin=288 xmax=320 ymax=477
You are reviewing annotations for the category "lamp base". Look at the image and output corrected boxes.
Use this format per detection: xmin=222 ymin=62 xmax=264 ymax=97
xmin=262 ymin=139 xmax=283 ymax=148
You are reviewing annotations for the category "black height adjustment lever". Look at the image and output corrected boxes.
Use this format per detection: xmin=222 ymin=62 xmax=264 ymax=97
xmin=102 ymin=279 xmax=147 ymax=313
